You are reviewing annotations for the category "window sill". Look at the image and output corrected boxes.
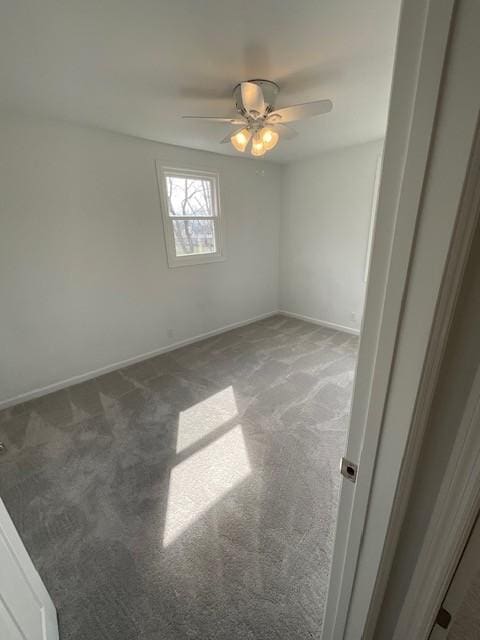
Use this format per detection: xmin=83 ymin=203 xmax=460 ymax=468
xmin=166 ymin=254 xmax=226 ymax=268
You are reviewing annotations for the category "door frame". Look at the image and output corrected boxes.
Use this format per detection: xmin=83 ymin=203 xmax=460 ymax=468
xmin=373 ymin=91 xmax=480 ymax=638
xmin=429 ymin=509 xmax=480 ymax=640
xmin=323 ymin=0 xmax=465 ymax=637
xmin=395 ymin=363 xmax=480 ymax=639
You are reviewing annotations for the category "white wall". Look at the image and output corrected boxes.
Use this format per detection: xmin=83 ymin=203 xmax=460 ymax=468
xmin=279 ymin=139 xmax=383 ymax=332
xmin=0 ymin=113 xmax=281 ymax=404
xmin=0 ymin=113 xmax=383 ymax=405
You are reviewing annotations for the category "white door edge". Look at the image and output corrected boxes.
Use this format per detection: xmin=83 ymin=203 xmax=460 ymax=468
xmin=339 ymin=0 xmax=480 ymax=637
xmin=0 ymin=499 xmax=58 ymax=640
xmin=322 ymin=0 xmax=456 ymax=637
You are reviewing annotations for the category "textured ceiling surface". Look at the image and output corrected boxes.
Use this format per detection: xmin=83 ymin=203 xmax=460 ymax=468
xmin=0 ymin=0 xmax=400 ymax=162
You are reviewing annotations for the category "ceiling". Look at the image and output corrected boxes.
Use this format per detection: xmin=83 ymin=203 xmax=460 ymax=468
xmin=0 ymin=0 xmax=401 ymax=163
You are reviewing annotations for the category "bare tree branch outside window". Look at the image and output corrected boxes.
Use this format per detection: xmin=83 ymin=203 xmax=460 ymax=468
xmin=166 ymin=176 xmax=216 ymax=256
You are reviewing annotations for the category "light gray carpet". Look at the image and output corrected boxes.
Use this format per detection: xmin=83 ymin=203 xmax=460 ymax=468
xmin=0 ymin=315 xmax=358 ymax=640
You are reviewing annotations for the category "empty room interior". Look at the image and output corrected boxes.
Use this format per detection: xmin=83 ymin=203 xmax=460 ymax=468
xmin=0 ymin=1 xmax=402 ymax=639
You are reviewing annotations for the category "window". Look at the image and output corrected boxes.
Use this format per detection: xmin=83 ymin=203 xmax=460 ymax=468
xmin=157 ymin=166 xmax=224 ymax=267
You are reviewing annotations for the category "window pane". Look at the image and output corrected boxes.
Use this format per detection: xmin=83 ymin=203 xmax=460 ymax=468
xmin=166 ymin=175 xmax=215 ymax=217
xmin=172 ymin=219 xmax=216 ymax=256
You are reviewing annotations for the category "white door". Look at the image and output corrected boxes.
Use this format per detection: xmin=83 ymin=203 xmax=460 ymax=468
xmin=0 ymin=499 xmax=58 ymax=640
xmin=323 ymin=0 xmax=480 ymax=637
xmin=429 ymin=513 xmax=480 ymax=639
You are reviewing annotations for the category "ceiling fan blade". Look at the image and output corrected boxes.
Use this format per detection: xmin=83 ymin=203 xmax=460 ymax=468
xmin=268 ymin=99 xmax=333 ymax=123
xmin=220 ymin=127 xmax=246 ymax=144
xmin=270 ymin=123 xmax=299 ymax=140
xmin=241 ymin=82 xmax=265 ymax=117
xmin=182 ymin=115 xmax=246 ymax=125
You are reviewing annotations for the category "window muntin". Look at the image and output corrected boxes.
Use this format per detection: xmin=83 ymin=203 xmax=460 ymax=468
xmin=158 ymin=167 xmax=224 ymax=267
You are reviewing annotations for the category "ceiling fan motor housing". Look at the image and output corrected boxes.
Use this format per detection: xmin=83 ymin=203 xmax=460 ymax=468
xmin=233 ymin=79 xmax=279 ymax=117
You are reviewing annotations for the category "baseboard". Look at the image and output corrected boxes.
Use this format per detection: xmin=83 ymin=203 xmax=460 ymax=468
xmin=278 ymin=310 xmax=360 ymax=336
xmin=0 ymin=311 xmax=278 ymax=410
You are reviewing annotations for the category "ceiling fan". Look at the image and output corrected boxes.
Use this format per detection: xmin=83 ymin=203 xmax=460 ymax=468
xmin=182 ymin=79 xmax=333 ymax=157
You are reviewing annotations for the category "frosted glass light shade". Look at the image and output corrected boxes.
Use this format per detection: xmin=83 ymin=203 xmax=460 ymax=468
xmin=261 ymin=127 xmax=279 ymax=151
xmin=251 ymin=131 xmax=266 ymax=156
xmin=230 ymin=128 xmax=251 ymax=152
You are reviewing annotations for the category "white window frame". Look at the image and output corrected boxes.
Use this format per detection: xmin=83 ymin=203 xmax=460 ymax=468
xmin=156 ymin=164 xmax=225 ymax=268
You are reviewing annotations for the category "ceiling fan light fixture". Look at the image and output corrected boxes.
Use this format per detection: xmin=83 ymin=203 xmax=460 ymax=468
xmin=251 ymin=131 xmax=266 ymax=157
xmin=261 ymin=127 xmax=279 ymax=151
xmin=230 ymin=128 xmax=251 ymax=152
xmin=183 ymin=79 xmax=333 ymax=157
